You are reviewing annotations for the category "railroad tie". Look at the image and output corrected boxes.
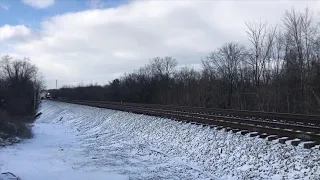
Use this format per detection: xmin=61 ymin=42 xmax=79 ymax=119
xmin=231 ymin=129 xmax=241 ymax=133
xmin=303 ymin=141 xmax=316 ymax=149
xmin=266 ymin=135 xmax=278 ymax=141
xmin=259 ymin=134 xmax=269 ymax=139
xmin=278 ymin=137 xmax=290 ymax=144
xmin=240 ymin=130 xmax=250 ymax=135
xmin=249 ymin=132 xmax=260 ymax=137
xmin=291 ymin=139 xmax=301 ymax=146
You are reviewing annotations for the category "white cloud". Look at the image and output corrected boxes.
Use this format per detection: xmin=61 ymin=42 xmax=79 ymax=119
xmin=22 ymin=0 xmax=54 ymax=9
xmin=3 ymin=0 xmax=320 ymax=88
xmin=0 ymin=25 xmax=32 ymax=41
xmin=0 ymin=4 xmax=9 ymax=10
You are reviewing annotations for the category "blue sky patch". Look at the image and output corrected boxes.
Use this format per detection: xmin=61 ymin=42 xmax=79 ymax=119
xmin=0 ymin=0 xmax=129 ymax=29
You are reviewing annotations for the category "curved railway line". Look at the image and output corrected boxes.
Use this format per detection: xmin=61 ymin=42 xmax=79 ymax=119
xmin=54 ymin=99 xmax=320 ymax=149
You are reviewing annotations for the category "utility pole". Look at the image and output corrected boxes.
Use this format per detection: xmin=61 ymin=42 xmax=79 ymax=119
xmin=56 ymin=80 xmax=58 ymax=89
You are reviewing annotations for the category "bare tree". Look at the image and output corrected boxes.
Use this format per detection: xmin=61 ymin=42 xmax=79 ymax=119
xmin=246 ymin=21 xmax=277 ymax=87
xmin=0 ymin=56 xmax=43 ymax=115
xmin=204 ymin=42 xmax=246 ymax=108
xmin=283 ymin=8 xmax=318 ymax=113
xmin=150 ymin=56 xmax=178 ymax=77
xmin=245 ymin=21 xmax=277 ymax=110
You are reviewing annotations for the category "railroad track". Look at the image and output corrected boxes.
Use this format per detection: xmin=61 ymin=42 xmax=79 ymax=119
xmin=53 ymin=99 xmax=320 ymax=149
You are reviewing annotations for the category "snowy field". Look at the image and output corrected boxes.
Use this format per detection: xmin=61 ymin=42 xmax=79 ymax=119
xmin=0 ymin=101 xmax=320 ymax=180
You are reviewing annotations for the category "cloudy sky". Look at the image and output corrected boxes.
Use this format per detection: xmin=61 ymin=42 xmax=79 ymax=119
xmin=0 ymin=0 xmax=319 ymax=88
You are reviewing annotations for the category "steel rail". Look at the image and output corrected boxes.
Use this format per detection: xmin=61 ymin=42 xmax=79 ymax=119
xmin=70 ymin=100 xmax=320 ymax=125
xmin=69 ymin=100 xmax=320 ymax=134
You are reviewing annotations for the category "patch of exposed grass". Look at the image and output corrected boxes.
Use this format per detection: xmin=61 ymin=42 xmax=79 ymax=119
xmin=0 ymin=111 xmax=34 ymax=140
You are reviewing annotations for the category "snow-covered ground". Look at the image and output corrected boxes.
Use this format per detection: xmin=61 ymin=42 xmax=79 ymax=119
xmin=1 ymin=101 xmax=320 ymax=180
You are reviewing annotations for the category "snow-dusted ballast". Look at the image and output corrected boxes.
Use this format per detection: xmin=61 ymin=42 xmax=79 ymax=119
xmin=55 ymin=99 xmax=320 ymax=149
xmin=38 ymin=101 xmax=320 ymax=179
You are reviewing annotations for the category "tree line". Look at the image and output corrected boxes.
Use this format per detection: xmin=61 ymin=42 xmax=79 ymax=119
xmin=0 ymin=55 xmax=43 ymax=117
xmin=51 ymin=8 xmax=320 ymax=114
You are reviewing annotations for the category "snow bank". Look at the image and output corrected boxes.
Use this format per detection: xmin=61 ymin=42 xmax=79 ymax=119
xmin=14 ymin=101 xmax=320 ymax=179
xmin=0 ymin=118 xmax=128 ymax=180
xmin=1 ymin=101 xmax=215 ymax=180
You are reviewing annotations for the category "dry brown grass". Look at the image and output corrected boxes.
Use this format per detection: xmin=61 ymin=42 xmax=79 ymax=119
xmin=0 ymin=111 xmax=34 ymax=139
